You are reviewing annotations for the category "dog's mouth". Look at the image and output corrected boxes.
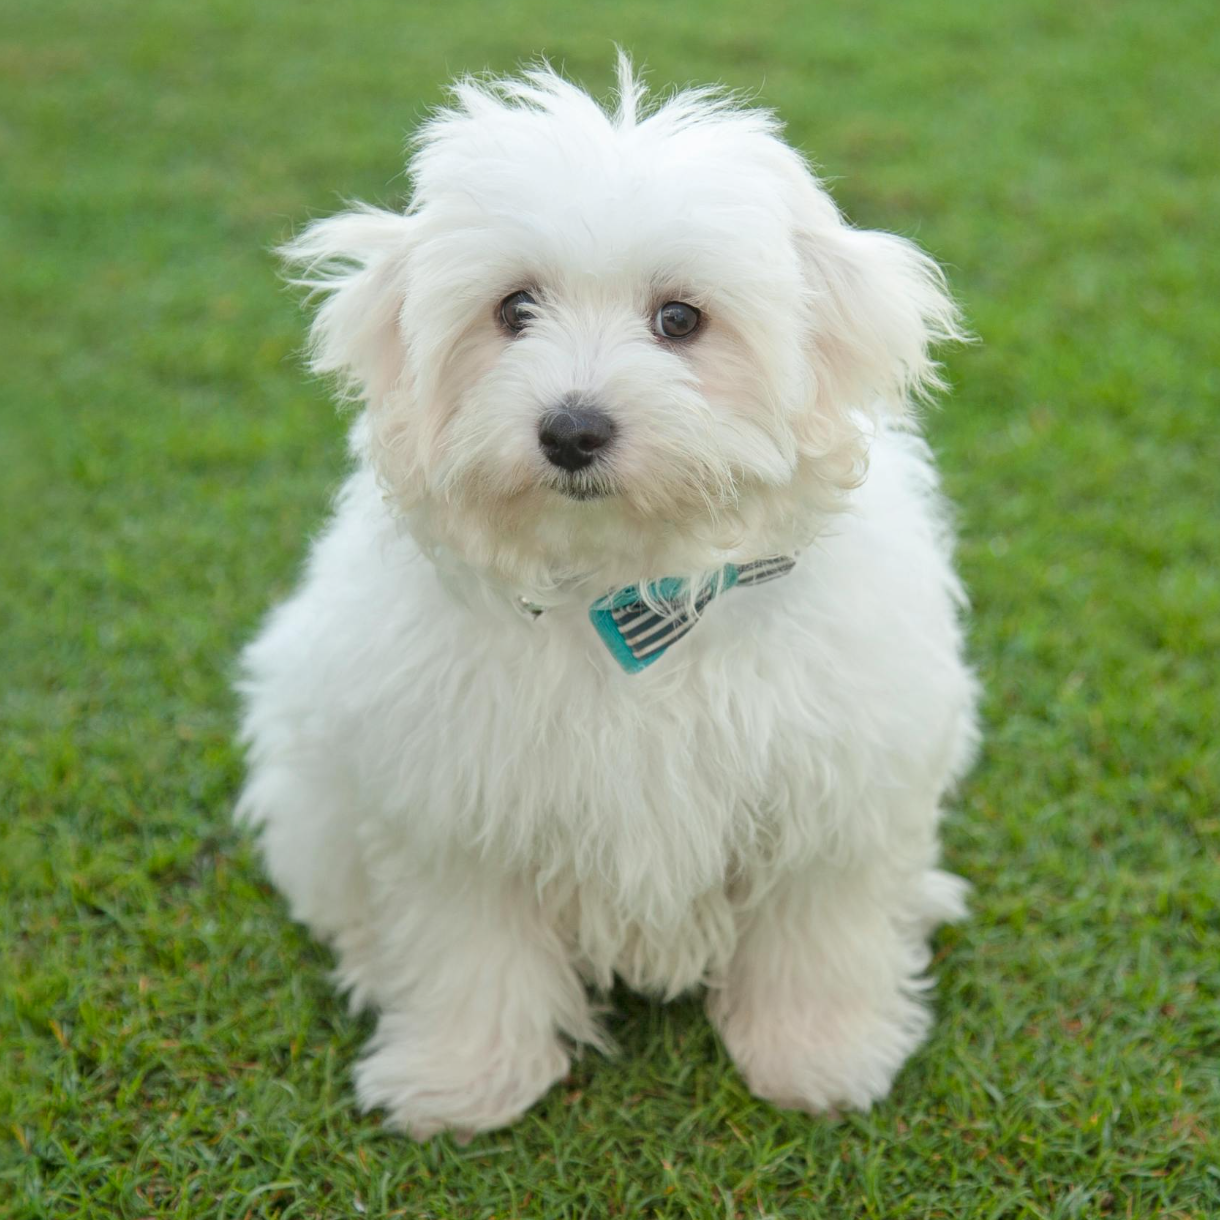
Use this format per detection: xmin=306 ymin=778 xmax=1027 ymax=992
xmin=545 ymin=472 xmax=616 ymax=502
xmin=560 ymin=484 xmax=610 ymax=502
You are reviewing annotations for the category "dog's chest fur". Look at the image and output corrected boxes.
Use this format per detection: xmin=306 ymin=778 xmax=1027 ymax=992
xmin=344 ymin=577 xmax=822 ymax=989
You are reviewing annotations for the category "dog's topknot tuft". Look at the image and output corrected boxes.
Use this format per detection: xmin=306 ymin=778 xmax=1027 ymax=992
xmin=420 ymin=52 xmax=779 ymax=152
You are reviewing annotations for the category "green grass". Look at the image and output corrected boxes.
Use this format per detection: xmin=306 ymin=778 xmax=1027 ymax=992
xmin=2 ymin=0 xmax=1218 ymax=1215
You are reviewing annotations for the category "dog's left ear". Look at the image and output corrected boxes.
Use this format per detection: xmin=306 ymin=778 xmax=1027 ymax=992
xmin=279 ymin=205 xmax=418 ymax=406
xmin=786 ymin=167 xmax=965 ymax=419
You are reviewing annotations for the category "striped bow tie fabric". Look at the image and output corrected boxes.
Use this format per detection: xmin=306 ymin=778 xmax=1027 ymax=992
xmin=588 ymin=555 xmax=796 ymax=673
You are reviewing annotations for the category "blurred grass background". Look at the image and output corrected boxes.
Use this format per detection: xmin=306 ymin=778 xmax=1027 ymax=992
xmin=2 ymin=0 xmax=1218 ymax=1216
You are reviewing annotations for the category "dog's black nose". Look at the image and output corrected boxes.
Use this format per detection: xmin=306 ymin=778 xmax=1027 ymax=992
xmin=538 ymin=403 xmax=615 ymax=472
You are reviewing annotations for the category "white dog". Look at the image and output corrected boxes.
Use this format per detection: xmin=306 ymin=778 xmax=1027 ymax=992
xmin=237 ymin=57 xmax=978 ymax=1140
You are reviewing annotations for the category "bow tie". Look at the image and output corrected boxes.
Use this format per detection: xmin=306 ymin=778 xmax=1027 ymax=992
xmin=587 ymin=556 xmax=797 ymax=673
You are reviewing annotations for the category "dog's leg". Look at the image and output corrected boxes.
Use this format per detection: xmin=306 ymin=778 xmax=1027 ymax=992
xmin=350 ymin=858 xmax=598 ymax=1140
xmin=238 ymin=758 xmax=373 ymax=945
xmin=707 ymin=859 xmax=967 ymax=1114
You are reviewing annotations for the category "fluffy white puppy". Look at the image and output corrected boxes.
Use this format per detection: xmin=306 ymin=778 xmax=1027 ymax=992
xmin=237 ymin=57 xmax=978 ymax=1139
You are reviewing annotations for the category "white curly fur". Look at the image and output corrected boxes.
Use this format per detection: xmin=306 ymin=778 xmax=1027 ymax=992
xmin=236 ymin=56 xmax=979 ymax=1139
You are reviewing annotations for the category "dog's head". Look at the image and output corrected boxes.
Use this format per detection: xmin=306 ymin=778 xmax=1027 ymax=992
xmin=283 ymin=57 xmax=962 ymax=593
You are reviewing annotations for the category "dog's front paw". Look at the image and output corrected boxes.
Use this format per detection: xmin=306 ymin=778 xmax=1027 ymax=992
xmin=354 ymin=1012 xmax=571 ymax=1140
xmin=711 ymin=987 xmax=931 ymax=1116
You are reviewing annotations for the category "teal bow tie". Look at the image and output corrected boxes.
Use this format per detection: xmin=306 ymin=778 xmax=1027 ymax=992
xmin=588 ymin=556 xmax=796 ymax=673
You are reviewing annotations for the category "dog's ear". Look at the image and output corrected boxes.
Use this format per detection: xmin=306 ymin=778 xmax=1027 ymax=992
xmin=279 ymin=205 xmax=417 ymax=405
xmin=786 ymin=169 xmax=965 ymax=420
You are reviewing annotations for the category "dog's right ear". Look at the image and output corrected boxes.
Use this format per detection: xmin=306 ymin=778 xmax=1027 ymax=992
xmin=279 ymin=205 xmax=417 ymax=405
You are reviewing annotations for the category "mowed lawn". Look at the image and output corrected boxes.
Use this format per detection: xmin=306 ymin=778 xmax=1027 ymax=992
xmin=2 ymin=0 xmax=1218 ymax=1216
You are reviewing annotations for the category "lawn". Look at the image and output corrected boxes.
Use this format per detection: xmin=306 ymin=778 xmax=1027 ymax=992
xmin=2 ymin=0 xmax=1218 ymax=1216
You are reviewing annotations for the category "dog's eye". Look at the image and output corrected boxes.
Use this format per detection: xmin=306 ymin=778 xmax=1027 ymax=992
xmin=654 ymin=301 xmax=701 ymax=340
xmin=499 ymin=290 xmax=538 ymax=333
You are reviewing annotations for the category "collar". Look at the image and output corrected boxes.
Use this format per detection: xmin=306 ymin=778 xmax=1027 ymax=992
xmin=517 ymin=555 xmax=797 ymax=674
